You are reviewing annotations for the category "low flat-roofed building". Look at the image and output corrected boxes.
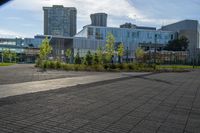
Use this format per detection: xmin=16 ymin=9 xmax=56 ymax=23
xmin=74 ymin=25 xmax=176 ymax=60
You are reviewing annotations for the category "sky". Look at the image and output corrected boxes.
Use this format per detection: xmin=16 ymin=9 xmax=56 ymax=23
xmin=0 ymin=0 xmax=199 ymax=38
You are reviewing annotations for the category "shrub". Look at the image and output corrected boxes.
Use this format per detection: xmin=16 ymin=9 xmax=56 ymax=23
xmin=55 ymin=61 xmax=61 ymax=69
xmin=128 ymin=63 xmax=135 ymax=70
xmin=35 ymin=58 xmax=42 ymax=67
xmin=79 ymin=64 xmax=87 ymax=71
xmin=92 ymin=64 xmax=105 ymax=71
xmin=49 ymin=61 xmax=56 ymax=69
xmin=123 ymin=63 xmax=130 ymax=71
xmin=84 ymin=51 xmax=93 ymax=65
xmin=73 ymin=64 xmax=80 ymax=71
xmin=74 ymin=51 xmax=81 ymax=64
xmin=109 ymin=64 xmax=117 ymax=70
xmin=63 ymin=64 xmax=74 ymax=71
xmin=41 ymin=60 xmax=47 ymax=69
xmin=103 ymin=64 xmax=109 ymax=70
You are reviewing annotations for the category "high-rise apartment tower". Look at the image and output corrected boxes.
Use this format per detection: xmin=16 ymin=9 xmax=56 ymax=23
xmin=43 ymin=5 xmax=77 ymax=37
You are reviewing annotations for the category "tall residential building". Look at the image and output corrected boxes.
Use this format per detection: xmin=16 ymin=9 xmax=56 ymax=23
xmin=90 ymin=13 xmax=107 ymax=27
xmin=43 ymin=5 xmax=77 ymax=37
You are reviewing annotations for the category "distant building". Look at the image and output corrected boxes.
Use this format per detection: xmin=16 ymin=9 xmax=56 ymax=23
xmin=90 ymin=13 xmax=107 ymax=27
xmin=0 ymin=37 xmax=43 ymax=63
xmin=74 ymin=25 xmax=176 ymax=61
xmin=143 ymin=50 xmax=189 ymax=64
xmin=161 ymin=20 xmax=200 ymax=60
xmin=120 ymin=23 xmax=156 ymax=30
xmin=23 ymin=36 xmax=44 ymax=48
xmin=0 ymin=38 xmax=23 ymax=54
xmin=43 ymin=5 xmax=77 ymax=37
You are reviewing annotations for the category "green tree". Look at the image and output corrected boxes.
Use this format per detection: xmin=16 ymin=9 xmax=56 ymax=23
xmin=11 ymin=51 xmax=17 ymax=63
xmin=164 ymin=36 xmax=189 ymax=51
xmin=39 ymin=37 xmax=52 ymax=60
xmin=105 ymin=33 xmax=115 ymax=63
xmin=96 ymin=46 xmax=103 ymax=64
xmin=65 ymin=48 xmax=72 ymax=64
xmin=93 ymin=53 xmax=99 ymax=65
xmin=2 ymin=49 xmax=12 ymax=62
xmin=135 ymin=47 xmax=145 ymax=63
xmin=117 ymin=43 xmax=124 ymax=63
xmin=84 ymin=50 xmax=93 ymax=65
xmin=74 ymin=49 xmax=81 ymax=64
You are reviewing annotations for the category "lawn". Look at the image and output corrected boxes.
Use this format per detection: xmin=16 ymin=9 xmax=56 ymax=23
xmin=157 ymin=65 xmax=200 ymax=69
xmin=0 ymin=63 xmax=15 ymax=66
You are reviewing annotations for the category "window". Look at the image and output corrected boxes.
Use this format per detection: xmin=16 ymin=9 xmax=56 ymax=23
xmin=127 ymin=31 xmax=130 ymax=38
xmin=88 ymin=27 xmax=93 ymax=36
xmin=171 ymin=34 xmax=174 ymax=40
xmin=61 ymin=50 xmax=64 ymax=55
xmin=137 ymin=31 xmax=140 ymax=38
xmin=95 ymin=28 xmax=103 ymax=40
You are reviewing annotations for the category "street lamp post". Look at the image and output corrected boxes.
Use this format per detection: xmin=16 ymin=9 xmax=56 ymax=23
xmin=154 ymin=34 xmax=157 ymax=65
xmin=193 ymin=45 xmax=196 ymax=69
xmin=1 ymin=48 xmax=3 ymax=63
xmin=126 ymin=46 xmax=128 ymax=63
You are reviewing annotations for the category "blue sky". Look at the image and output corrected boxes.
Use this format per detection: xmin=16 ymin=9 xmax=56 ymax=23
xmin=0 ymin=0 xmax=199 ymax=38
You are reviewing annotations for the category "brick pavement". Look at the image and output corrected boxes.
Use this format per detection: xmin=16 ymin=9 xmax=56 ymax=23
xmin=0 ymin=64 xmax=111 ymax=85
xmin=0 ymin=70 xmax=199 ymax=133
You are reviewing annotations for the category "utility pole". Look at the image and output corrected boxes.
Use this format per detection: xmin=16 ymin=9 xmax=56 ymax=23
xmin=148 ymin=44 xmax=151 ymax=65
xmin=193 ymin=46 xmax=196 ymax=69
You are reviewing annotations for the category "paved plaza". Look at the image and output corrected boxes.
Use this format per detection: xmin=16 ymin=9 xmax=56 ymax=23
xmin=0 ymin=64 xmax=107 ymax=85
xmin=0 ymin=65 xmax=200 ymax=133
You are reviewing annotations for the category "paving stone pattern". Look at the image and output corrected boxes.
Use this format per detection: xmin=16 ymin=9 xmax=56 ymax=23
xmin=0 ymin=70 xmax=200 ymax=133
xmin=0 ymin=64 xmax=107 ymax=85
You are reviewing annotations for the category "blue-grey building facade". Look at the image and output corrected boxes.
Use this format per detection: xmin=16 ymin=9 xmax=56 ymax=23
xmin=161 ymin=20 xmax=200 ymax=59
xmin=73 ymin=25 xmax=176 ymax=60
xmin=0 ymin=38 xmax=23 ymax=54
xmin=0 ymin=36 xmax=43 ymax=63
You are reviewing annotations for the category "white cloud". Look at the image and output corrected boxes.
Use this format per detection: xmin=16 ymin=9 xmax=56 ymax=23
xmin=2 ymin=0 xmax=195 ymax=37
xmin=0 ymin=29 xmax=28 ymax=38
xmin=135 ymin=18 xmax=180 ymax=27
xmin=6 ymin=16 xmax=22 ymax=20
xmin=5 ymin=0 xmax=144 ymax=30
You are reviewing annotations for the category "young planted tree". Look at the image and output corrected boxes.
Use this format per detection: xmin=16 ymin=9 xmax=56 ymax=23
xmin=135 ymin=47 xmax=145 ymax=63
xmin=117 ymin=43 xmax=124 ymax=63
xmin=93 ymin=53 xmax=99 ymax=65
xmin=105 ymin=33 xmax=115 ymax=63
xmin=65 ymin=48 xmax=72 ymax=64
xmin=2 ymin=49 xmax=11 ymax=62
xmin=11 ymin=51 xmax=17 ymax=63
xmin=96 ymin=46 xmax=103 ymax=64
xmin=74 ymin=49 xmax=81 ymax=64
xmin=39 ymin=37 xmax=52 ymax=60
xmin=84 ymin=50 xmax=93 ymax=65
